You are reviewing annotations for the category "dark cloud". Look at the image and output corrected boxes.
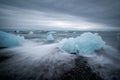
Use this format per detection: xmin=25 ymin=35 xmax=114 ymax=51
xmin=0 ymin=0 xmax=120 ymax=30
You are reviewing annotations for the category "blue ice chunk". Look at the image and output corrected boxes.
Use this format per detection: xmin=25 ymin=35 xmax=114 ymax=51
xmin=48 ymin=31 xmax=56 ymax=34
xmin=47 ymin=33 xmax=54 ymax=42
xmin=0 ymin=31 xmax=25 ymax=48
xmin=59 ymin=32 xmax=105 ymax=54
xmin=73 ymin=32 xmax=76 ymax=34
xmin=15 ymin=30 xmax=19 ymax=33
xmin=28 ymin=31 xmax=34 ymax=35
xmin=59 ymin=38 xmax=76 ymax=52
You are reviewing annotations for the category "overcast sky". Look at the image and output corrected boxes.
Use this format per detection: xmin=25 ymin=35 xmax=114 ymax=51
xmin=0 ymin=0 xmax=120 ymax=30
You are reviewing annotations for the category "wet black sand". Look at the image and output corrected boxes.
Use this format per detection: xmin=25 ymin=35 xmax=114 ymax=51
xmin=58 ymin=56 xmax=103 ymax=80
xmin=0 ymin=51 xmax=103 ymax=80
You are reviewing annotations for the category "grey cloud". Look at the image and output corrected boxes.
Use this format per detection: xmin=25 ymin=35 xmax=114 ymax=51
xmin=0 ymin=0 xmax=120 ymax=30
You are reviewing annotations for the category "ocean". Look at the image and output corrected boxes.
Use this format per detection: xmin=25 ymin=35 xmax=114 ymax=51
xmin=0 ymin=30 xmax=120 ymax=80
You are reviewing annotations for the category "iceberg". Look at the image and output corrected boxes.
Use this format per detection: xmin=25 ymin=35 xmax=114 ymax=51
xmin=48 ymin=31 xmax=56 ymax=34
xmin=47 ymin=33 xmax=54 ymax=42
xmin=58 ymin=32 xmax=105 ymax=54
xmin=0 ymin=31 xmax=25 ymax=48
xmin=15 ymin=30 xmax=19 ymax=33
xmin=73 ymin=32 xmax=76 ymax=34
xmin=28 ymin=31 xmax=34 ymax=35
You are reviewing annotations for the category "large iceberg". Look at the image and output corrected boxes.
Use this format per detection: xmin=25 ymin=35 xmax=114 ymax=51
xmin=0 ymin=31 xmax=25 ymax=48
xmin=47 ymin=33 xmax=54 ymax=42
xmin=58 ymin=32 xmax=105 ymax=54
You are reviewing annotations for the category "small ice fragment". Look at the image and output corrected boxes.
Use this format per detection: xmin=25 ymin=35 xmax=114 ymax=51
xmin=47 ymin=33 xmax=54 ymax=42
xmin=15 ymin=30 xmax=19 ymax=33
xmin=48 ymin=31 xmax=56 ymax=34
xmin=73 ymin=32 xmax=76 ymax=34
xmin=28 ymin=31 xmax=34 ymax=35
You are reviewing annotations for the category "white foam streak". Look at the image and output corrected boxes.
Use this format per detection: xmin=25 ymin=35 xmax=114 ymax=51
xmin=0 ymin=42 xmax=76 ymax=79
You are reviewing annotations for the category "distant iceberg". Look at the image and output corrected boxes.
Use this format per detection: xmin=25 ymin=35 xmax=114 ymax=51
xmin=47 ymin=33 xmax=54 ymax=42
xmin=58 ymin=32 xmax=105 ymax=54
xmin=73 ymin=32 xmax=76 ymax=34
xmin=0 ymin=31 xmax=25 ymax=48
xmin=28 ymin=31 xmax=34 ymax=35
xmin=48 ymin=31 xmax=56 ymax=34
xmin=15 ymin=30 xmax=19 ymax=33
